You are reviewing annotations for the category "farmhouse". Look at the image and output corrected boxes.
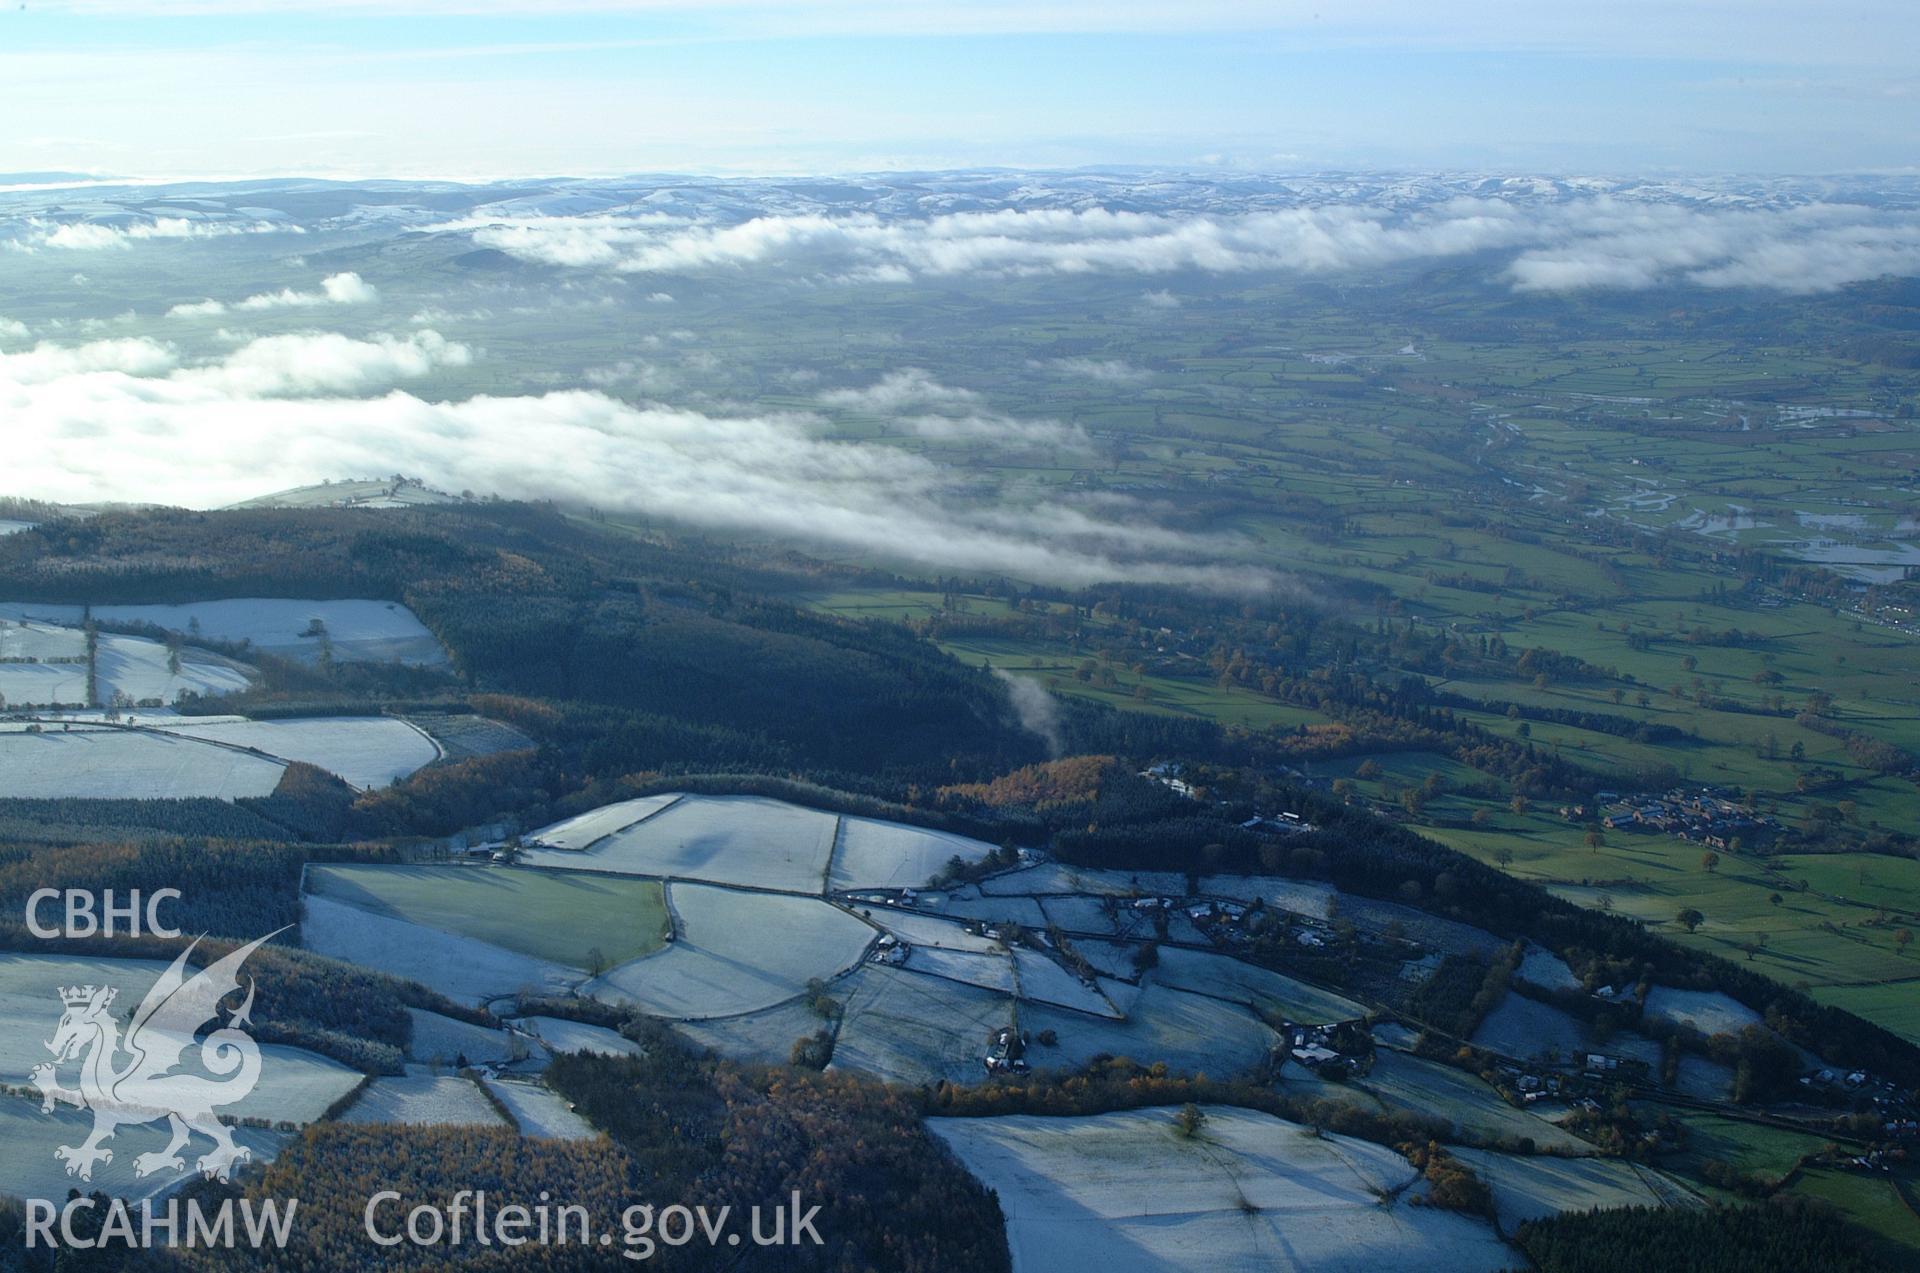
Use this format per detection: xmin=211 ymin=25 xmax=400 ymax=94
xmin=984 ymin=1025 xmax=1029 ymax=1075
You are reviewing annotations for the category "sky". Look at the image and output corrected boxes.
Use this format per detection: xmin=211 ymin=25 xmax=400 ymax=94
xmin=1 ymin=1 xmax=1916 ymax=179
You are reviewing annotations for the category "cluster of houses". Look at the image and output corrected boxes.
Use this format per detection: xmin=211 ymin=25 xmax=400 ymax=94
xmin=1486 ymin=1052 xmax=1651 ymax=1108
xmin=1797 ymin=1065 xmax=1916 ymax=1118
xmin=1594 ymin=786 xmax=1781 ymax=849
xmin=1142 ymin=761 xmax=1196 ymax=798
xmin=1277 ymin=1020 xmax=1371 ymax=1076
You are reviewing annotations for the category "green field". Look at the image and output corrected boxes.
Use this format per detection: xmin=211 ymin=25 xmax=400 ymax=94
xmin=304 ymin=864 xmax=670 ymax=967
xmin=568 ymin=259 xmax=1920 ymax=1049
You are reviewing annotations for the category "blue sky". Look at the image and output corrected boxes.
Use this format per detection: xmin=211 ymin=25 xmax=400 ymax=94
xmin=2 ymin=2 xmax=1915 ymax=178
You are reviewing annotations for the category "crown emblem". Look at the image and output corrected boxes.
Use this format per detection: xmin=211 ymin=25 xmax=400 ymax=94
xmin=59 ymin=985 xmax=113 ymax=1009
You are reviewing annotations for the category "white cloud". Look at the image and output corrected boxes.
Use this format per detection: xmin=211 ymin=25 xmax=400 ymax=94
xmin=819 ymin=369 xmax=1093 ymax=455
xmin=0 ymin=316 xmax=31 ymax=341
xmin=9 ymin=216 xmax=294 ymax=252
xmin=235 ymin=271 xmax=379 ymax=309
xmin=172 ymin=272 xmax=380 ymax=317
xmin=818 ymin=368 xmax=980 ymax=411
xmin=0 ymin=330 xmax=462 ymax=397
xmin=1032 ymin=357 xmax=1148 ymax=384
xmin=0 ymin=333 xmax=1269 ymax=594
xmin=1140 ymin=289 xmax=1183 ymax=309
xmin=0 ymin=336 xmax=179 ymax=383
xmin=434 ymin=200 xmax=1920 ymax=295
xmin=897 ymin=412 xmax=1094 ymax=454
xmin=173 ymin=330 xmax=470 ymax=396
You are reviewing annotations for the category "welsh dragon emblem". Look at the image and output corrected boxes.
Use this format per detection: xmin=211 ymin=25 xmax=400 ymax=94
xmin=28 ymin=929 xmax=286 ymax=1184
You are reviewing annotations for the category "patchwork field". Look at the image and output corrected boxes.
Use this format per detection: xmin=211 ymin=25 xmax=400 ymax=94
xmin=678 ymin=996 xmax=845 ymax=1069
xmin=587 ymin=883 xmax=873 ymax=1019
xmin=1148 ymin=946 xmax=1365 ymax=1024
xmin=827 ymin=817 xmax=996 ymax=891
xmin=406 ymin=1008 xmax=526 ymax=1068
xmin=930 ymin=1106 xmax=1516 ymax=1273
xmin=147 ymin=716 xmax=440 ymax=790
xmin=0 ymin=619 xmax=254 ymax=708
xmin=0 ymin=598 xmax=448 ymax=666
xmin=829 ymin=964 xmax=1015 ymax=1085
xmin=1642 ymin=986 xmax=1765 ymax=1037
xmin=1019 ymin=982 xmax=1279 ymax=1077
xmin=483 ymin=1078 xmax=597 ymax=1141
xmin=1351 ymin=1050 xmax=1591 ymax=1154
xmin=529 ymin=794 xmax=683 ymax=851
xmin=1515 ymin=946 xmax=1581 ymax=993
xmin=1450 ymin=1146 xmax=1694 ymax=1229
xmin=0 ymin=951 xmax=363 ymax=1135
xmin=1471 ymin=994 xmax=1664 ymax=1069
xmin=301 ymin=893 xmax=581 ymax=1005
xmin=0 ymin=728 xmax=286 ymax=799
xmin=303 ymin=864 xmax=669 ymax=968
xmin=523 ymin=794 xmax=839 ymax=893
xmin=339 ymin=1075 xmax=508 ymax=1128
xmin=509 ymin=1016 xmax=643 ymax=1058
xmin=0 ymin=1096 xmax=288 ymax=1204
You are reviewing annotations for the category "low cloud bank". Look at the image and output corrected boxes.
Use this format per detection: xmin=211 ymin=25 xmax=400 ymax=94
xmin=2 ymin=333 xmax=1272 ymax=594
xmin=431 ymin=200 xmax=1920 ymax=294
xmin=6 ymin=217 xmax=296 ymax=252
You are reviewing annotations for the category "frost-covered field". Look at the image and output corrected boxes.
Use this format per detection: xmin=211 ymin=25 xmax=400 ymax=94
xmin=1516 ymin=945 xmax=1582 ymax=993
xmin=0 ymin=953 xmax=361 ymax=1125
xmin=526 ymin=795 xmax=839 ymax=893
xmin=1472 ymin=994 xmax=1664 ymax=1068
xmin=1353 ymin=1050 xmax=1592 ymax=1155
xmin=528 ymin=794 xmax=682 ymax=851
xmin=1148 ymin=947 xmax=1365 ymax=1024
xmin=1450 ymin=1146 xmax=1693 ymax=1228
xmin=0 ymin=1096 xmax=287 ymax=1204
xmin=301 ymin=893 xmax=579 ymax=1006
xmin=149 ymin=716 xmax=440 ymax=790
xmin=941 ymin=891 xmax=1050 ymax=929
xmin=828 ymin=817 xmax=994 ymax=891
xmin=511 ymin=1016 xmax=643 ymax=1058
xmin=406 ymin=1008 xmax=525 ymax=1068
xmin=1020 ymin=982 xmax=1278 ymax=1077
xmin=904 ymin=945 xmax=1017 ymax=995
xmin=1642 ymin=986 xmax=1763 ymax=1037
xmin=589 ymin=884 xmax=872 ymax=1019
xmin=677 ymin=997 xmax=837 ymax=1069
xmin=340 ymin=1075 xmax=508 ymax=1128
xmin=1035 ymin=894 xmax=1130 ymax=935
xmin=831 ymin=965 xmax=1013 ymax=1085
xmin=1337 ymin=895 xmax=1508 ymax=958
xmin=0 ymin=620 xmax=255 ymax=708
xmin=484 ymin=1079 xmax=597 ymax=1141
xmin=0 ymin=598 xmax=447 ymax=666
xmin=861 ymin=907 xmax=1004 ymax=953
xmin=979 ymin=865 xmax=1189 ymax=898
xmin=1197 ymin=875 xmax=1341 ymax=919
xmin=1674 ymin=1053 xmax=1737 ymax=1101
xmin=0 ymin=728 xmax=285 ymax=798
xmin=930 ymin=1106 xmax=1515 ymax=1273
xmin=1013 ymin=948 xmax=1119 ymax=1017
